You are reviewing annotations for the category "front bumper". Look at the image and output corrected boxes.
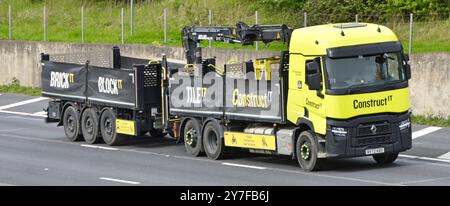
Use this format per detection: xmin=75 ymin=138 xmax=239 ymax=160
xmin=325 ymin=112 xmax=412 ymax=158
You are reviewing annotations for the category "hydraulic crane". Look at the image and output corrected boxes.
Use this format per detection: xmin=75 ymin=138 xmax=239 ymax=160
xmin=182 ymin=22 xmax=292 ymax=64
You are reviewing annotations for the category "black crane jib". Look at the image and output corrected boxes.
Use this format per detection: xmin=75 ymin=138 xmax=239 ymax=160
xmin=182 ymin=22 xmax=292 ymax=64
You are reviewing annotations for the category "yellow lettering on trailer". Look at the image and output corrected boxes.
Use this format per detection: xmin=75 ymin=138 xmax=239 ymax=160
xmin=224 ymin=132 xmax=276 ymax=151
xmin=116 ymin=119 xmax=136 ymax=136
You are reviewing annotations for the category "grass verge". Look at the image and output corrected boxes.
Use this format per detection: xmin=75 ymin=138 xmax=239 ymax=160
xmin=411 ymin=115 xmax=450 ymax=127
xmin=0 ymin=85 xmax=41 ymax=96
xmin=0 ymin=78 xmax=41 ymax=96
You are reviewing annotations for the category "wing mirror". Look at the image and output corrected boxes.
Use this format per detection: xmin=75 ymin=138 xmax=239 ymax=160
xmin=403 ymin=54 xmax=409 ymax=62
xmin=405 ymin=64 xmax=411 ymax=80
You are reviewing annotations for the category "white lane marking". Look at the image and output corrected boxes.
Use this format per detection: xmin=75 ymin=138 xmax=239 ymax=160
xmin=33 ymin=111 xmax=47 ymax=116
xmin=99 ymin=177 xmax=140 ymax=185
xmin=222 ymin=162 xmax=267 ymax=170
xmin=438 ymin=152 xmax=450 ymax=160
xmin=0 ymin=110 xmax=46 ymax=117
xmin=0 ymin=97 xmax=48 ymax=110
xmin=412 ymin=126 xmax=442 ymax=139
xmin=81 ymin=144 xmax=119 ymax=151
xmin=399 ymin=154 xmax=450 ymax=163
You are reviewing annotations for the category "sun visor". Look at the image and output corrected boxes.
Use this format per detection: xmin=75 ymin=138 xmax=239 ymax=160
xmin=327 ymin=41 xmax=403 ymax=58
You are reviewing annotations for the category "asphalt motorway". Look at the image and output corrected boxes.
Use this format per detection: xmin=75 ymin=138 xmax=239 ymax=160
xmin=0 ymin=93 xmax=449 ymax=186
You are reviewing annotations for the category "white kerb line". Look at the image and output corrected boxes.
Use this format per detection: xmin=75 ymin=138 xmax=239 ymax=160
xmin=222 ymin=162 xmax=267 ymax=170
xmin=399 ymin=154 xmax=450 ymax=163
xmin=438 ymin=152 xmax=450 ymax=160
xmin=0 ymin=110 xmax=47 ymax=117
xmin=33 ymin=111 xmax=47 ymax=116
xmin=81 ymin=144 xmax=119 ymax=151
xmin=0 ymin=97 xmax=48 ymax=110
xmin=412 ymin=126 xmax=442 ymax=139
xmin=99 ymin=177 xmax=140 ymax=185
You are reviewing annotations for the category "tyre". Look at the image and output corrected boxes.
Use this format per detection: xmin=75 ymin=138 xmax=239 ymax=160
xmin=63 ymin=106 xmax=83 ymax=142
xmin=202 ymin=121 xmax=227 ymax=160
xmin=296 ymin=130 xmax=324 ymax=171
xmin=373 ymin=153 xmax=399 ymax=164
xmin=100 ymin=108 xmax=126 ymax=146
xmin=81 ymin=108 xmax=101 ymax=144
xmin=183 ymin=119 xmax=203 ymax=157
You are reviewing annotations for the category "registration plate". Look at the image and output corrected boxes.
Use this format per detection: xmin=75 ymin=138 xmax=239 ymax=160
xmin=365 ymin=148 xmax=385 ymax=155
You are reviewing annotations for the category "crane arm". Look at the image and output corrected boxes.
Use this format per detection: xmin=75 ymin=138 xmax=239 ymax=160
xmin=182 ymin=22 xmax=292 ymax=64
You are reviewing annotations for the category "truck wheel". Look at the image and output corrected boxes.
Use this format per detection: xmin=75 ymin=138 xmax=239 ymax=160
xmin=296 ymin=130 xmax=324 ymax=171
xmin=100 ymin=108 xmax=126 ymax=146
xmin=183 ymin=119 xmax=203 ymax=157
xmin=81 ymin=108 xmax=101 ymax=144
xmin=202 ymin=121 xmax=227 ymax=160
xmin=373 ymin=153 xmax=398 ymax=164
xmin=63 ymin=106 xmax=83 ymax=142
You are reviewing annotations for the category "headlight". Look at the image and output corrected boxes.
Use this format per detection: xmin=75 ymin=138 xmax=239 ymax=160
xmin=399 ymin=119 xmax=411 ymax=131
xmin=331 ymin=127 xmax=348 ymax=137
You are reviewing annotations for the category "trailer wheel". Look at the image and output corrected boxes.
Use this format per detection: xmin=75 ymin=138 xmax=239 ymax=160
xmin=202 ymin=121 xmax=227 ymax=160
xmin=183 ymin=119 xmax=203 ymax=156
xmin=63 ymin=106 xmax=83 ymax=142
xmin=373 ymin=153 xmax=398 ymax=164
xmin=81 ymin=108 xmax=101 ymax=144
xmin=100 ymin=108 xmax=126 ymax=146
xmin=296 ymin=130 xmax=324 ymax=171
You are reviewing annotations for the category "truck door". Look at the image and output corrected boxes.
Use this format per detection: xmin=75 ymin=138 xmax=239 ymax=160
xmin=287 ymin=54 xmax=326 ymax=135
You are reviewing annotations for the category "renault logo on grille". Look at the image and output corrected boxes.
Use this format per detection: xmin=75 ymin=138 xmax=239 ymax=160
xmin=370 ymin=125 xmax=377 ymax=135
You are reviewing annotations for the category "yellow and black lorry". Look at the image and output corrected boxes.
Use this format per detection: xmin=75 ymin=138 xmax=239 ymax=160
xmin=41 ymin=22 xmax=412 ymax=171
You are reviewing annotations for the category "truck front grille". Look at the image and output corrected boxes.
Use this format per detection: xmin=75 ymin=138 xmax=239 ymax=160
xmin=357 ymin=122 xmax=390 ymax=137
xmin=352 ymin=135 xmax=393 ymax=147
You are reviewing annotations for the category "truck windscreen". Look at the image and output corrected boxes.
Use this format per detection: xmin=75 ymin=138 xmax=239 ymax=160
xmin=325 ymin=52 xmax=405 ymax=90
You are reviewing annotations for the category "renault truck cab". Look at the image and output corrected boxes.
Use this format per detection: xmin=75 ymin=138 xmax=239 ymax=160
xmin=287 ymin=23 xmax=412 ymax=168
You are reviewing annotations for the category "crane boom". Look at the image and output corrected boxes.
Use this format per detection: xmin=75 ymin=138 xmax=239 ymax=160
xmin=182 ymin=22 xmax=292 ymax=64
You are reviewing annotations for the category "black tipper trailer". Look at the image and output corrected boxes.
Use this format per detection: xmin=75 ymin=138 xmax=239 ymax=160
xmin=41 ymin=47 xmax=169 ymax=145
xmin=40 ymin=45 xmax=290 ymax=151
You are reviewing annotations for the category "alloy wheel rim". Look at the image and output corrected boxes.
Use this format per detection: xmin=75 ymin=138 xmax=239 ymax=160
xmin=300 ymin=142 xmax=311 ymax=161
xmin=185 ymin=129 xmax=197 ymax=147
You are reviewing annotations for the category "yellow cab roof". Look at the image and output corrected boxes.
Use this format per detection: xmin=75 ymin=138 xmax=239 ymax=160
xmin=289 ymin=23 xmax=400 ymax=55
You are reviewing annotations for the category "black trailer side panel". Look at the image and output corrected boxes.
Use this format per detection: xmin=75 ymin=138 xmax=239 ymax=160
xmin=224 ymin=76 xmax=282 ymax=122
xmin=41 ymin=61 xmax=87 ymax=101
xmin=169 ymin=74 xmax=224 ymax=118
xmin=168 ymin=66 xmax=283 ymax=123
xmin=87 ymin=66 xmax=137 ymax=109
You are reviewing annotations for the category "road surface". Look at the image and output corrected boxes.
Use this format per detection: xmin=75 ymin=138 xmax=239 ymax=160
xmin=0 ymin=93 xmax=449 ymax=186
